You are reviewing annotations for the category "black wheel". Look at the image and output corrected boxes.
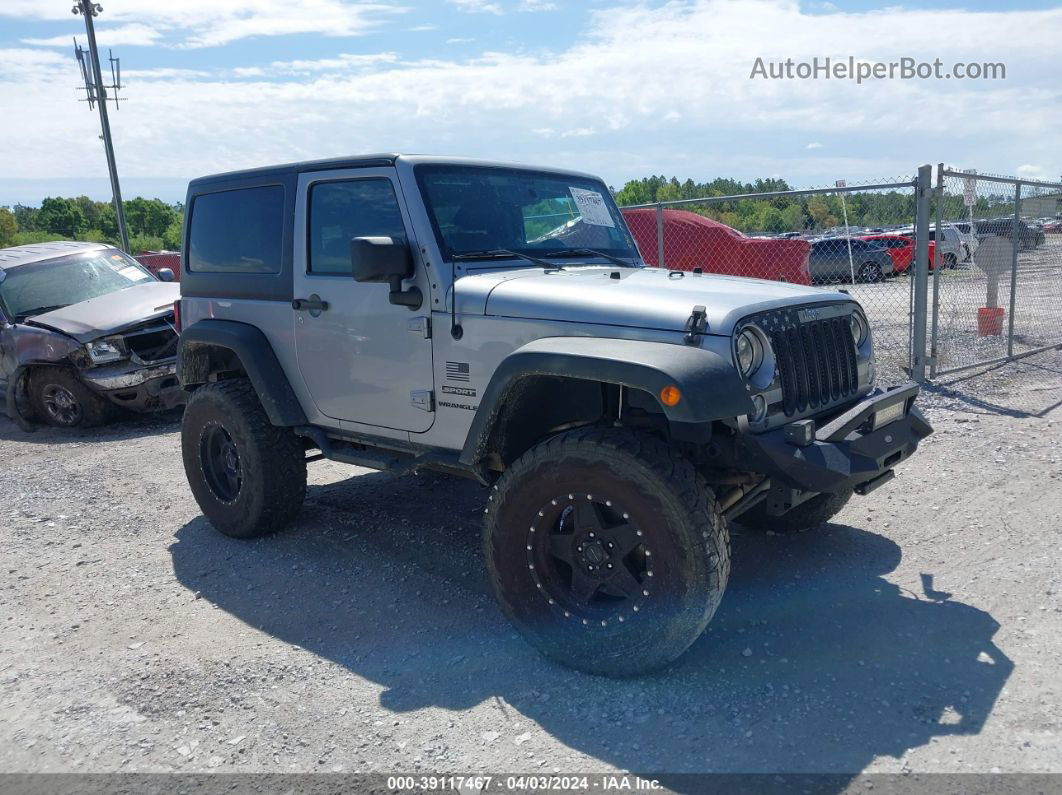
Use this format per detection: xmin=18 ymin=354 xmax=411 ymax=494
xmin=484 ymin=428 xmax=730 ymax=677
xmin=857 ymin=262 xmax=883 ymax=283
xmin=181 ymin=379 xmax=306 ymax=539
xmin=29 ymin=368 xmax=113 ymax=428
xmin=944 ymin=253 xmax=958 ymax=269
xmin=737 ymin=490 xmax=853 ymax=534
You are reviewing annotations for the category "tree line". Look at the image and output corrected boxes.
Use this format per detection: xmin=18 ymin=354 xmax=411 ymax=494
xmin=0 ymin=196 xmax=183 ymax=253
xmin=612 ymin=175 xmax=1014 ymax=235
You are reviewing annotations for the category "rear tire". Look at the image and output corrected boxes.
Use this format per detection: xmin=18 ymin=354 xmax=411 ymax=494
xmin=737 ymin=490 xmax=853 ymax=534
xmin=181 ymin=379 xmax=306 ymax=539
xmin=483 ymin=428 xmax=730 ymax=676
xmin=29 ymin=368 xmax=114 ymax=428
xmin=857 ymin=262 xmax=883 ymax=283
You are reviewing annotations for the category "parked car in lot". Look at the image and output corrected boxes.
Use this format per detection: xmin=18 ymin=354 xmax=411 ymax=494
xmin=0 ymin=241 xmax=182 ymax=429
xmin=174 ymin=154 xmax=931 ymax=676
xmin=622 ymin=208 xmax=812 ymax=284
xmin=807 ymin=237 xmax=894 ymax=283
xmin=859 ymin=234 xmax=914 ymax=273
xmin=950 ymin=222 xmax=980 ymax=261
xmin=975 ymin=218 xmax=1041 ymax=249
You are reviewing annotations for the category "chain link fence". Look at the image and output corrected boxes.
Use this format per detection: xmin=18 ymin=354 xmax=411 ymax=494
xmin=618 ymin=177 xmax=920 ymax=383
xmin=616 ymin=165 xmax=1062 ymax=414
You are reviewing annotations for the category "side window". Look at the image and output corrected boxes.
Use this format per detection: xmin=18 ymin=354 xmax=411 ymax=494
xmin=188 ymin=185 xmax=284 ymax=273
xmin=308 ymin=179 xmax=407 ymax=275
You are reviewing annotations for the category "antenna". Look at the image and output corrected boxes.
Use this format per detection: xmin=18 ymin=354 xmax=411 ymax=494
xmin=71 ymin=1 xmax=129 ymax=252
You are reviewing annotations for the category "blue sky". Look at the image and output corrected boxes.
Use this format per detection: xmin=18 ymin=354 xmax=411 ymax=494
xmin=1 ymin=0 xmax=1060 ymax=205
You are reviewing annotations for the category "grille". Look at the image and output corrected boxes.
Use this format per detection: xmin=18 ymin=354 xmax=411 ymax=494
xmin=758 ymin=308 xmax=859 ymax=416
xmin=123 ymin=314 xmax=178 ymax=363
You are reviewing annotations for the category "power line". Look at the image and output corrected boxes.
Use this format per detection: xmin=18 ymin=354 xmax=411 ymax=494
xmin=72 ymin=0 xmax=129 ymax=252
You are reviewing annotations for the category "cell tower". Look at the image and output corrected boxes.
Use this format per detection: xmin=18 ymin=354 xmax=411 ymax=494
xmin=72 ymin=0 xmax=129 ymax=252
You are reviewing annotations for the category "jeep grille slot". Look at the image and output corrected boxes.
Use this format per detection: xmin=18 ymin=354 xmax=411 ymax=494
xmin=767 ymin=313 xmax=857 ymax=416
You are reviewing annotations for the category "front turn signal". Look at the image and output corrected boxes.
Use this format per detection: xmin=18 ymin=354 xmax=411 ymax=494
xmin=659 ymin=384 xmax=682 ymax=407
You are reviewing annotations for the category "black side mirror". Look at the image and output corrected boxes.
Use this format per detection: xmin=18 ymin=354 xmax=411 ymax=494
xmin=350 ymin=236 xmax=422 ymax=309
xmin=156 ymin=268 xmax=175 ymax=282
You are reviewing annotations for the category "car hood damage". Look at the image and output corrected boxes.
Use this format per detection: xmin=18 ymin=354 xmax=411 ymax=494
xmin=25 ymin=281 xmax=180 ymax=343
xmin=456 ymin=266 xmax=851 ymax=336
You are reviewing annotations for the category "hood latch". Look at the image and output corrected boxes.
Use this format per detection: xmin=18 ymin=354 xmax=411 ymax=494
xmin=684 ymin=305 xmax=708 ymax=345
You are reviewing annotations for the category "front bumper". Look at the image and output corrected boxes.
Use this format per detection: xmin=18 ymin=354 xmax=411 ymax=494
xmin=738 ymin=383 xmax=933 ymax=511
xmin=81 ymin=360 xmax=184 ymax=412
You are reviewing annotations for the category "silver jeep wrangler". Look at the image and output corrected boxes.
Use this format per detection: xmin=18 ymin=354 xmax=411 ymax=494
xmin=176 ymin=155 xmax=932 ymax=676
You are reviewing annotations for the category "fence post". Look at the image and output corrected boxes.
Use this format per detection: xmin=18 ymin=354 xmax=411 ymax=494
xmin=655 ymin=203 xmax=665 ymax=269
xmin=929 ymin=163 xmax=944 ymax=379
xmin=1006 ymin=183 xmax=1021 ymax=358
xmin=910 ymin=164 xmax=932 ymax=383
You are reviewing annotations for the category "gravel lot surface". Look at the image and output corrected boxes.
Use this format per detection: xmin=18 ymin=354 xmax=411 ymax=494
xmin=2 ymin=369 xmax=1061 ymax=779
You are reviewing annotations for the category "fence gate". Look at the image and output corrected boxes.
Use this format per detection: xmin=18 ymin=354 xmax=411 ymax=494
xmin=929 ymin=168 xmax=1062 ymax=378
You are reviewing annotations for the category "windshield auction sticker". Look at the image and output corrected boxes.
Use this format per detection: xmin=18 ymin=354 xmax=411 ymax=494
xmin=569 ymin=187 xmax=615 ymax=228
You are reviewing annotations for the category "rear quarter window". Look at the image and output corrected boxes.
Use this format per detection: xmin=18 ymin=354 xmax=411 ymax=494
xmin=188 ymin=185 xmax=284 ymax=273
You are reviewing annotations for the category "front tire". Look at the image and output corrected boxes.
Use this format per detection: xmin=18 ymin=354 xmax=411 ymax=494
xmin=181 ymin=379 xmax=306 ymax=538
xmin=29 ymin=368 xmax=114 ymax=428
xmin=484 ymin=428 xmax=730 ymax=676
xmin=737 ymin=490 xmax=853 ymax=534
xmin=857 ymin=262 xmax=883 ymax=283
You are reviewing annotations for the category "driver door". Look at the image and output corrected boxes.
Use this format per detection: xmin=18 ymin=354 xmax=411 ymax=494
xmin=292 ymin=168 xmax=434 ymax=432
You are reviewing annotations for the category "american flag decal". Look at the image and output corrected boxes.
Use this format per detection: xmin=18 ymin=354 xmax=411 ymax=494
xmin=445 ymin=361 xmax=471 ymax=382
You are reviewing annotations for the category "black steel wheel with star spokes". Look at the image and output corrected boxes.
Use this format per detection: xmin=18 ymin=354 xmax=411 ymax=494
xmin=484 ymin=428 xmax=730 ymax=677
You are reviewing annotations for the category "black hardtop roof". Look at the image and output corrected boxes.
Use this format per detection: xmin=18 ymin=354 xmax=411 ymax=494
xmin=188 ymin=153 xmax=400 ymax=189
xmin=187 ymin=154 xmax=606 ymax=192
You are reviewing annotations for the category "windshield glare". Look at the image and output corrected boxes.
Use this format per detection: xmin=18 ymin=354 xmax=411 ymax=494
xmin=0 ymin=250 xmax=154 ymax=320
xmin=416 ymin=165 xmax=639 ymax=263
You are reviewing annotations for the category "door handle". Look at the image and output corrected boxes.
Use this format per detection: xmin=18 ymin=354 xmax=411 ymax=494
xmin=292 ymin=296 xmax=329 ymax=313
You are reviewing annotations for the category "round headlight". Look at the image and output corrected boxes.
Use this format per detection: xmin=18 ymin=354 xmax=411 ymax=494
xmin=735 ymin=328 xmax=761 ymax=376
xmin=849 ymin=312 xmax=869 ymax=347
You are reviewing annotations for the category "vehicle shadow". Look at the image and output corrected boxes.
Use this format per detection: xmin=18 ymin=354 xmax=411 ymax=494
xmin=170 ymin=471 xmax=1012 ymax=783
xmin=0 ymin=402 xmax=181 ymax=444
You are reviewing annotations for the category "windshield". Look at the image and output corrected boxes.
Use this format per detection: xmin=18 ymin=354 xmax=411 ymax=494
xmin=0 ymin=250 xmax=154 ymax=320
xmin=415 ymin=165 xmax=639 ymax=263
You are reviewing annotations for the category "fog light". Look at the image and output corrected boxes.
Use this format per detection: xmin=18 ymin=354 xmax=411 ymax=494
xmin=750 ymin=393 xmax=768 ymax=423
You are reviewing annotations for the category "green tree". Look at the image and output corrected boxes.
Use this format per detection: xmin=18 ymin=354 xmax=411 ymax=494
xmin=124 ymin=197 xmax=178 ymax=238
xmin=13 ymin=204 xmax=39 ymax=232
xmin=0 ymin=207 xmax=17 ymax=246
xmin=37 ymin=197 xmax=86 ymax=237
xmin=161 ymin=218 xmax=183 ymax=250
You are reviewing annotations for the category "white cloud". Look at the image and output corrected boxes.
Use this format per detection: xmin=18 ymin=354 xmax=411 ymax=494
xmin=22 ymin=23 xmax=163 ymax=48
xmin=520 ymin=0 xmax=558 ymax=11
xmin=446 ymin=38 xmax=476 ymax=44
xmin=1016 ymin=164 xmax=1044 ymax=177
xmin=806 ymin=142 xmax=823 ymax=149
xmin=2 ymin=0 xmax=1061 ymax=190
xmin=2 ymin=1 xmax=408 ymax=49
xmin=408 ymin=24 xmax=438 ymax=31
xmin=449 ymin=0 xmax=503 ymax=14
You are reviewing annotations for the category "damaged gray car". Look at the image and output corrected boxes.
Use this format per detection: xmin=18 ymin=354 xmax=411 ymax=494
xmin=1 ymin=241 xmax=182 ymax=429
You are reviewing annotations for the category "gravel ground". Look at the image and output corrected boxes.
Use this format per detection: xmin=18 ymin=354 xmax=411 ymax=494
xmin=2 ymin=368 xmax=1061 ymax=779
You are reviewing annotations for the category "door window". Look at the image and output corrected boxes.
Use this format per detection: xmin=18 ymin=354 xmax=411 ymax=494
xmin=308 ymin=179 xmax=407 ymax=275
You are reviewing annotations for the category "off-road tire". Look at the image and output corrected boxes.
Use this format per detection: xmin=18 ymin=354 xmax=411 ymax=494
xmin=484 ymin=428 xmax=730 ymax=677
xmin=29 ymin=368 xmax=114 ymax=428
xmin=181 ymin=378 xmax=306 ymax=539
xmin=738 ymin=490 xmax=853 ymax=534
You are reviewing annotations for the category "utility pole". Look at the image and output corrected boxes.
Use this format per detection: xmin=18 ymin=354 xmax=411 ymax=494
xmin=73 ymin=0 xmax=129 ymax=252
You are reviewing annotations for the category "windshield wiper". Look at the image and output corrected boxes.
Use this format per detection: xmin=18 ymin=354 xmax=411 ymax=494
xmin=451 ymin=249 xmax=554 ymax=268
xmin=540 ymin=248 xmax=638 ymax=267
xmin=15 ymin=304 xmax=68 ymax=321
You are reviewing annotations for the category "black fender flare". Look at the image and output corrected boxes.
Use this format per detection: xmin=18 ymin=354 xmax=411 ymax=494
xmin=459 ymin=336 xmax=752 ymax=466
xmin=177 ymin=319 xmax=307 ymax=427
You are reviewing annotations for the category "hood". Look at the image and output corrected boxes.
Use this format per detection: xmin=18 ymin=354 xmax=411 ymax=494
xmin=27 ymin=281 xmax=180 ymax=343
xmin=462 ymin=266 xmax=851 ymax=336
